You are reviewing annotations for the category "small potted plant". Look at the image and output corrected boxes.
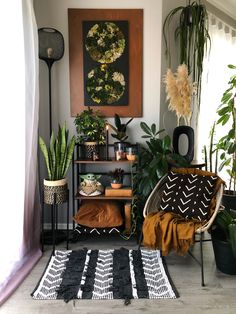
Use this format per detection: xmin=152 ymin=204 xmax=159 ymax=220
xmin=108 ymin=168 xmax=124 ymax=189
xmin=108 ymin=113 xmax=133 ymax=160
xmin=39 ymin=122 xmax=76 ymax=204
xmin=74 ymin=107 xmax=107 ymax=159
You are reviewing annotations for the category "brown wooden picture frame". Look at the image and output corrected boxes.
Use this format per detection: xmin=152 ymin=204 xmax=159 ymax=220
xmin=68 ymin=9 xmax=143 ymax=117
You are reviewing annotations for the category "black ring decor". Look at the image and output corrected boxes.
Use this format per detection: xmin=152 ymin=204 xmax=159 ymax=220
xmin=173 ymin=126 xmax=194 ymax=162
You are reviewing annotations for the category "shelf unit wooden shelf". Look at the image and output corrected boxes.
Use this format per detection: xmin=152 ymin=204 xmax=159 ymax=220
xmin=72 ymin=143 xmax=140 ymax=234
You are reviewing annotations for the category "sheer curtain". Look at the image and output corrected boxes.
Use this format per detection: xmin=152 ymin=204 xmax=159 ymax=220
xmin=0 ymin=0 xmax=41 ymax=305
xmin=197 ymin=13 xmax=236 ymax=182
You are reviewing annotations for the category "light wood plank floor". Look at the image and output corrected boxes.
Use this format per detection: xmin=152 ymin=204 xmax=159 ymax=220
xmin=1 ymin=234 xmax=236 ymax=314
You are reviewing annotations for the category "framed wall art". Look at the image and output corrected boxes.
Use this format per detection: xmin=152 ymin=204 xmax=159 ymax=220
xmin=68 ymin=9 xmax=143 ymax=117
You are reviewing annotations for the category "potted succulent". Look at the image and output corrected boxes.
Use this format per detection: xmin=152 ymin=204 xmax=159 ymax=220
xmin=74 ymin=107 xmax=107 ymax=159
xmin=108 ymin=113 xmax=133 ymax=160
xmin=39 ymin=122 xmax=76 ymax=204
xmin=108 ymin=168 xmax=124 ymax=189
xmin=216 ymin=64 xmax=236 ymax=209
xmin=211 ymin=209 xmax=236 ymax=275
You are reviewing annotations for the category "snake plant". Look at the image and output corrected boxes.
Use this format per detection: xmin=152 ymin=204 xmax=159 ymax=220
xmin=39 ymin=123 xmax=76 ymax=181
xmin=163 ymin=1 xmax=210 ymax=109
xmin=215 ymin=209 xmax=236 ymax=258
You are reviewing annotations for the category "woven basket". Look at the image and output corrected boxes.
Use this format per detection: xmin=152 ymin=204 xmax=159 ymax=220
xmin=43 ymin=178 xmax=68 ymax=204
xmin=84 ymin=141 xmax=97 ymax=159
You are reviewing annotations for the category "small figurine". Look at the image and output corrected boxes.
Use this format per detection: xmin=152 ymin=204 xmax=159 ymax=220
xmin=79 ymin=173 xmax=104 ymax=196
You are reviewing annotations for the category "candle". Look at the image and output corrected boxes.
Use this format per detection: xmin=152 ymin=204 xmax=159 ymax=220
xmin=105 ymin=124 xmax=109 ymax=160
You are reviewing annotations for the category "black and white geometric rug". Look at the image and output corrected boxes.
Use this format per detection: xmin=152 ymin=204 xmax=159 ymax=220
xmin=31 ymin=248 xmax=178 ymax=303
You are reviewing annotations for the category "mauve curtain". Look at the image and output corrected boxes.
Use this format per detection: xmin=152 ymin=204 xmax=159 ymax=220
xmin=0 ymin=0 xmax=41 ymax=305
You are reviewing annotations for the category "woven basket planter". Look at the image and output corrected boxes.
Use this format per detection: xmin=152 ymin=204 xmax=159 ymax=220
xmin=84 ymin=141 xmax=97 ymax=159
xmin=43 ymin=178 xmax=68 ymax=205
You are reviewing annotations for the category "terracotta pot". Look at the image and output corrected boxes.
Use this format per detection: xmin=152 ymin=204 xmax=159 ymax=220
xmin=111 ymin=182 xmax=123 ymax=189
xmin=43 ymin=178 xmax=68 ymax=204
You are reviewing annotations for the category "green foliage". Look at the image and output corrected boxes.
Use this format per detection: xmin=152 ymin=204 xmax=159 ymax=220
xmin=39 ymin=122 xmax=76 ymax=181
xmin=215 ymin=209 xmax=236 ymax=258
xmin=74 ymin=107 xmax=107 ymax=144
xmin=134 ymin=122 xmax=188 ymax=202
xmin=163 ymin=1 xmax=210 ymax=109
xmin=109 ymin=113 xmax=133 ymax=142
xmin=216 ymin=65 xmax=236 ymax=192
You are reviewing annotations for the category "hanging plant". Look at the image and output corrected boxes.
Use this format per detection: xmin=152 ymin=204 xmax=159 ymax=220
xmin=163 ymin=1 xmax=210 ymax=109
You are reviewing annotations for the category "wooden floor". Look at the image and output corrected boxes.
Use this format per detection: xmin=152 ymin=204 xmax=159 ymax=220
xmin=1 ymin=234 xmax=236 ymax=314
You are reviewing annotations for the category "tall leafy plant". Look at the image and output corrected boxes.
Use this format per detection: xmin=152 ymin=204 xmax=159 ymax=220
xmin=216 ymin=64 xmax=236 ymax=193
xmin=135 ymin=122 xmax=188 ymax=200
xmin=163 ymin=1 xmax=210 ymax=109
xmin=39 ymin=123 xmax=76 ymax=181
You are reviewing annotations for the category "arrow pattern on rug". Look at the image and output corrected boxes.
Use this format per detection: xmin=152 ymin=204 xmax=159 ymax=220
xmin=92 ymin=250 xmax=113 ymax=300
xmin=31 ymin=249 xmax=178 ymax=301
xmin=160 ymin=172 xmax=218 ymax=220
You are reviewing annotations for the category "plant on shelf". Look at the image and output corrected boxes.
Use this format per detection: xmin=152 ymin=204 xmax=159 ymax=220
xmin=216 ymin=65 xmax=236 ymax=194
xmin=109 ymin=113 xmax=133 ymax=142
xmin=74 ymin=107 xmax=107 ymax=144
xmin=108 ymin=113 xmax=133 ymax=160
xmin=39 ymin=122 xmax=76 ymax=204
xmin=163 ymin=0 xmax=210 ymax=109
xmin=108 ymin=168 xmax=124 ymax=189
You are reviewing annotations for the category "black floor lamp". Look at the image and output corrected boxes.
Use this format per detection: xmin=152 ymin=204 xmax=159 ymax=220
xmin=38 ymin=27 xmax=64 ymax=135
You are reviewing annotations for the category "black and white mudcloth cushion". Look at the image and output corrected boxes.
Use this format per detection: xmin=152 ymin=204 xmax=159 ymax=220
xmin=160 ymin=171 xmax=218 ymax=221
xmin=31 ymin=248 xmax=178 ymax=302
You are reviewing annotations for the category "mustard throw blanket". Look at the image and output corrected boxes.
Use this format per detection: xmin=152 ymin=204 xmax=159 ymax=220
xmin=142 ymin=211 xmax=203 ymax=256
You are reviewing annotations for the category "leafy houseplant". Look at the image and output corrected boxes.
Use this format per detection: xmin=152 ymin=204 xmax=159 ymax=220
xmin=109 ymin=113 xmax=133 ymax=142
xmin=74 ymin=107 xmax=107 ymax=144
xmin=163 ymin=1 xmax=210 ymax=109
xmin=108 ymin=113 xmax=133 ymax=160
xmin=134 ymin=122 xmax=188 ymax=200
xmin=211 ymin=209 xmax=236 ymax=274
xmin=216 ymin=65 xmax=236 ymax=194
xmin=39 ymin=123 xmax=76 ymax=204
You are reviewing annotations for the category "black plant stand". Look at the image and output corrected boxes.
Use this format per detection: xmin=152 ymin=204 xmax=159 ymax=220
xmin=41 ymin=189 xmax=70 ymax=255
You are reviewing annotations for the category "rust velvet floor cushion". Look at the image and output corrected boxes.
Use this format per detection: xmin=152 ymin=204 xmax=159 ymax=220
xmin=73 ymin=200 xmax=123 ymax=228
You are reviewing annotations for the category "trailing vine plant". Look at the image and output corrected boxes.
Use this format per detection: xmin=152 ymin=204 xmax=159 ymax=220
xmin=163 ymin=0 xmax=210 ymax=110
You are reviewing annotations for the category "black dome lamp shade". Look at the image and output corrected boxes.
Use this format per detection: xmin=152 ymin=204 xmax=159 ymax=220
xmin=38 ymin=28 xmax=64 ymax=135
